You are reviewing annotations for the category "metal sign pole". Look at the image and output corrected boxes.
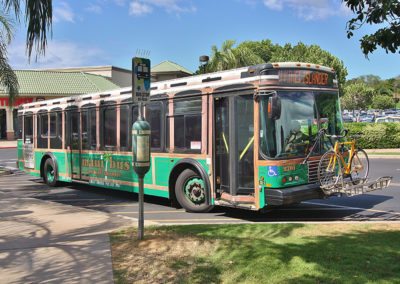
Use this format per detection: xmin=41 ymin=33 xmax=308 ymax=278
xmin=132 ymin=58 xmax=151 ymax=241
xmin=137 ymin=101 xmax=144 ymax=240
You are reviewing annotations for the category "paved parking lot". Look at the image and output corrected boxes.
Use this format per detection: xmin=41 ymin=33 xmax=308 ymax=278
xmin=1 ymin=157 xmax=399 ymax=225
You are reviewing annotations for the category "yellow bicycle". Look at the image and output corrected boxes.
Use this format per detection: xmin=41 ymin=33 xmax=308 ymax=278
xmin=317 ymin=129 xmax=369 ymax=188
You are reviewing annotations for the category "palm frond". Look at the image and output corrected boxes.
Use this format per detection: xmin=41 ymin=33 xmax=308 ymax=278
xmin=0 ymin=45 xmax=19 ymax=106
xmin=25 ymin=0 xmax=53 ymax=60
xmin=0 ymin=12 xmax=14 ymax=44
xmin=2 ymin=0 xmax=21 ymax=19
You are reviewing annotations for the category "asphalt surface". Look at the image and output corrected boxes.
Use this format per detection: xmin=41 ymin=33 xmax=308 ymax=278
xmin=1 ymin=148 xmax=399 ymax=224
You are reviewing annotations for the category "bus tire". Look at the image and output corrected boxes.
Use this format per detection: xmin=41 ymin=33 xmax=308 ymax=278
xmin=175 ymin=168 xmax=213 ymax=213
xmin=43 ymin=158 xmax=59 ymax=187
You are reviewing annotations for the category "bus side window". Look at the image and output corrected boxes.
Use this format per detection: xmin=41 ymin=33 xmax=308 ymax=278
xmin=101 ymin=103 xmax=117 ymax=151
xmin=172 ymin=98 xmax=202 ymax=153
xmin=37 ymin=110 xmax=48 ymax=149
xmin=49 ymin=110 xmax=62 ymax=149
xmin=145 ymin=102 xmax=162 ymax=151
xmin=24 ymin=114 xmax=33 ymax=143
xmin=81 ymin=109 xmax=89 ymax=150
xmin=89 ymin=108 xmax=96 ymax=150
xmin=120 ymin=104 xmax=130 ymax=151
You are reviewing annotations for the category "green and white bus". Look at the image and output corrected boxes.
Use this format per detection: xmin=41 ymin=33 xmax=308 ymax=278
xmin=17 ymin=62 xmax=347 ymax=212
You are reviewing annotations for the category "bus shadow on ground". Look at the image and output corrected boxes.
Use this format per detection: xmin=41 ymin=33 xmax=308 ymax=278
xmin=15 ymin=177 xmax=398 ymax=222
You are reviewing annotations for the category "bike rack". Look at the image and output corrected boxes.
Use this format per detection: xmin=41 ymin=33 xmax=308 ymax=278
xmin=321 ymin=176 xmax=393 ymax=197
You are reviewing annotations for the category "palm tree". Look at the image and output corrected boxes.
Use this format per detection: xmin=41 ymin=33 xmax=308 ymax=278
xmin=206 ymin=40 xmax=264 ymax=72
xmin=0 ymin=0 xmax=52 ymax=104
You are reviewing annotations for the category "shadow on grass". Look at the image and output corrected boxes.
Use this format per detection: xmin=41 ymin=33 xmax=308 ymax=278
xmin=150 ymin=224 xmax=400 ymax=283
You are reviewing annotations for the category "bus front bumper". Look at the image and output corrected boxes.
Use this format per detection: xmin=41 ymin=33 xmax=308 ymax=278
xmin=264 ymin=183 xmax=324 ymax=206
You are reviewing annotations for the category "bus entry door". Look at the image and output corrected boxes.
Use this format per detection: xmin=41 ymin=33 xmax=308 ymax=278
xmin=214 ymin=95 xmax=254 ymax=196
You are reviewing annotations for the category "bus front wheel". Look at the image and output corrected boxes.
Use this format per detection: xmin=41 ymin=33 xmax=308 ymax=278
xmin=175 ymin=169 xmax=213 ymax=213
xmin=43 ymin=158 xmax=59 ymax=187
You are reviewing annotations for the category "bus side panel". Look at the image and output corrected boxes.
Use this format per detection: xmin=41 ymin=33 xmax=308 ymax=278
xmin=17 ymin=139 xmax=24 ymax=170
xmin=55 ymin=151 xmax=71 ymax=182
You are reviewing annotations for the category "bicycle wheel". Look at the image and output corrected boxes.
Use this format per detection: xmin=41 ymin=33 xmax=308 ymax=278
xmin=350 ymin=148 xmax=369 ymax=184
xmin=318 ymin=150 xmax=343 ymax=188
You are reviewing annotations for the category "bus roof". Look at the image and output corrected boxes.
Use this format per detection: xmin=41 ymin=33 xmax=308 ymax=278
xmin=19 ymin=62 xmax=337 ymax=112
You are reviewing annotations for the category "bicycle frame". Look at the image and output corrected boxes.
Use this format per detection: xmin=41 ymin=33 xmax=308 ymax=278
xmin=331 ymin=140 xmax=355 ymax=175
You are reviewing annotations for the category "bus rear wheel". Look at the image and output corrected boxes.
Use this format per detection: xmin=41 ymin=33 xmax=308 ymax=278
xmin=175 ymin=169 xmax=213 ymax=213
xmin=43 ymin=158 xmax=59 ymax=187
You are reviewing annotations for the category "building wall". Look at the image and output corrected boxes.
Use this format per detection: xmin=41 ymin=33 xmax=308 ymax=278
xmin=111 ymin=69 xmax=132 ymax=87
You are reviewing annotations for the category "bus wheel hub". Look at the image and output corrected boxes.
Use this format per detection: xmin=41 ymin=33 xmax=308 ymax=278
xmin=185 ymin=178 xmax=205 ymax=203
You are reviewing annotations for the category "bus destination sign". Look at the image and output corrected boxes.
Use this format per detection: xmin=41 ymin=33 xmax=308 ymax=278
xmin=278 ymin=69 xmax=334 ymax=87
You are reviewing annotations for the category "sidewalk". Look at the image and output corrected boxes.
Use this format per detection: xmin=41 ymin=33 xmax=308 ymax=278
xmin=0 ymin=189 xmax=135 ymax=283
xmin=0 ymin=140 xmax=17 ymax=149
xmin=365 ymin=148 xmax=400 ymax=159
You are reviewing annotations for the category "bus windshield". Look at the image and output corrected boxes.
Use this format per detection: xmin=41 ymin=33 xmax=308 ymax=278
xmin=260 ymin=91 xmax=343 ymax=159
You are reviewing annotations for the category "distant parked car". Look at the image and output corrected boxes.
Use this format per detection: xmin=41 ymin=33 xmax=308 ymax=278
xmin=342 ymin=115 xmax=354 ymax=123
xmin=360 ymin=114 xmax=375 ymax=123
xmin=375 ymin=116 xmax=400 ymax=123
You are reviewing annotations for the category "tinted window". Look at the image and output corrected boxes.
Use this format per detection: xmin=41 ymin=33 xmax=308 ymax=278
xmin=37 ymin=112 xmax=48 ymax=148
xmin=49 ymin=113 xmax=57 ymax=137
xmin=81 ymin=110 xmax=89 ymax=150
xmin=120 ymin=105 xmax=129 ymax=150
xmin=103 ymin=106 xmax=116 ymax=149
xmin=24 ymin=115 xmax=33 ymax=143
xmin=89 ymin=108 xmax=96 ymax=149
xmin=146 ymin=102 xmax=162 ymax=150
xmin=171 ymin=98 xmax=202 ymax=152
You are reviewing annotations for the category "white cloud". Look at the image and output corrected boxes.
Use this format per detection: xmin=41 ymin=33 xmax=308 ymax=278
xmin=128 ymin=0 xmax=196 ymax=16
xmin=8 ymin=41 xmax=107 ymax=69
xmin=86 ymin=4 xmax=103 ymax=14
xmin=114 ymin=0 xmax=127 ymax=6
xmin=129 ymin=2 xmax=153 ymax=16
xmin=263 ymin=0 xmax=283 ymax=11
xmin=262 ymin=0 xmax=343 ymax=20
xmin=53 ymin=2 xmax=75 ymax=23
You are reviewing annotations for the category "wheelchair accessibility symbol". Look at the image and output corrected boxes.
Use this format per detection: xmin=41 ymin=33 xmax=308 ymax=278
xmin=267 ymin=166 xmax=278 ymax=177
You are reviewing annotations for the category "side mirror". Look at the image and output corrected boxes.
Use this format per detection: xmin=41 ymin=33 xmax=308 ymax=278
xmin=268 ymin=96 xmax=281 ymax=120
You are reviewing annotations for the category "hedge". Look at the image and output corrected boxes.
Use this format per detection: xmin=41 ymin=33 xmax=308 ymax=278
xmin=343 ymin=122 xmax=400 ymax=149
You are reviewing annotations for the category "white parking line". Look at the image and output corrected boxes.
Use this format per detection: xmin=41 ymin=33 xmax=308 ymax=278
xmin=112 ymin=210 xmax=186 ymax=214
xmin=85 ymin=203 xmax=137 ymax=207
xmin=303 ymin=201 xmax=400 ymax=216
xmin=43 ymin=198 xmax=107 ymax=202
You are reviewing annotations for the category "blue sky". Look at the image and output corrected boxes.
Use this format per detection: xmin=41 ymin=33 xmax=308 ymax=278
xmin=8 ymin=0 xmax=400 ymax=79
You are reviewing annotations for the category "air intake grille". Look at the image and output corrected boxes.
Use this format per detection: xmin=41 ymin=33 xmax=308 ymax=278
xmin=307 ymin=159 xmax=320 ymax=184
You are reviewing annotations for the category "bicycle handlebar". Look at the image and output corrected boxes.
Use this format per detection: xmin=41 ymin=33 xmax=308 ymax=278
xmin=324 ymin=128 xmax=349 ymax=139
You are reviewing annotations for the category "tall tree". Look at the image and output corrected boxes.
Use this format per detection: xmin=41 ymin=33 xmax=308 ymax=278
xmin=372 ymin=94 xmax=396 ymax=109
xmin=205 ymin=40 xmax=263 ymax=72
xmin=270 ymin=42 xmax=348 ymax=95
xmin=0 ymin=0 xmax=53 ymax=104
xmin=201 ymin=40 xmax=348 ymax=95
xmin=341 ymin=82 xmax=374 ymax=110
xmin=344 ymin=0 xmax=400 ymax=56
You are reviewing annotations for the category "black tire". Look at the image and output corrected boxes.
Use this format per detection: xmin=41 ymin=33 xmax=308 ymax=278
xmin=175 ymin=168 xmax=214 ymax=213
xmin=350 ymin=148 xmax=369 ymax=184
xmin=318 ymin=150 xmax=343 ymax=188
xmin=43 ymin=158 xmax=59 ymax=187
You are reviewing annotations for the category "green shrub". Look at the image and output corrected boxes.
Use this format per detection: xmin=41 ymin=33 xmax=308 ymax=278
xmin=343 ymin=122 xmax=400 ymax=149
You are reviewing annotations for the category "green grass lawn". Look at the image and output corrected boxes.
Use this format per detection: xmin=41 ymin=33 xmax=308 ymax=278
xmin=111 ymin=223 xmax=400 ymax=283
